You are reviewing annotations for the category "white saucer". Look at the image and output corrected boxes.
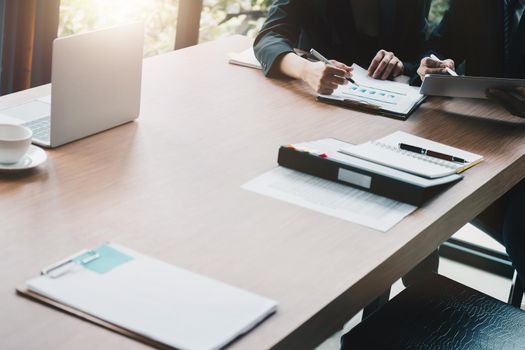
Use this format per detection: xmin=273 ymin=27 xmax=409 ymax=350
xmin=0 ymin=145 xmax=47 ymax=172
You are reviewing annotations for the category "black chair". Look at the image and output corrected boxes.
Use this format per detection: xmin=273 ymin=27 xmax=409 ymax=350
xmin=363 ymin=247 xmax=523 ymax=321
xmin=342 ymin=273 xmax=525 ymax=350
xmin=441 ymin=237 xmax=524 ymax=307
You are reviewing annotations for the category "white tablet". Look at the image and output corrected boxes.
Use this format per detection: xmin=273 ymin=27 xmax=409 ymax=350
xmin=420 ymin=74 xmax=525 ymax=99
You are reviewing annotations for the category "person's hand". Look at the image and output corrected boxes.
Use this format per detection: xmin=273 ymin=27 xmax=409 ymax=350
xmin=367 ymin=50 xmax=404 ymax=80
xmin=301 ymin=60 xmax=353 ymax=95
xmin=486 ymin=87 xmax=525 ymax=118
xmin=328 ymin=59 xmax=353 ymax=78
xmin=417 ymin=56 xmax=455 ymax=81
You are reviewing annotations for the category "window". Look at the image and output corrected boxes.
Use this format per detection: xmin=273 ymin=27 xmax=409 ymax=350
xmin=59 ymin=0 xmax=178 ymax=57
xmin=0 ymin=0 xmax=451 ymax=94
xmin=58 ymin=0 xmax=271 ymax=57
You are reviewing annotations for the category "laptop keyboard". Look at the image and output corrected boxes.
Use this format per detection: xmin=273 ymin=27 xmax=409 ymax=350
xmin=23 ymin=117 xmax=50 ymax=143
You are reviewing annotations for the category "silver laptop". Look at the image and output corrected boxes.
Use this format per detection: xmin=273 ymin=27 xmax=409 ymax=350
xmin=0 ymin=22 xmax=144 ymax=148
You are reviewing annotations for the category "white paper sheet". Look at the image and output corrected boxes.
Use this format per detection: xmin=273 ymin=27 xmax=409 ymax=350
xmin=320 ymin=64 xmax=424 ymax=115
xmin=27 ymin=244 xmax=277 ymax=350
xmin=242 ymin=167 xmax=416 ymax=232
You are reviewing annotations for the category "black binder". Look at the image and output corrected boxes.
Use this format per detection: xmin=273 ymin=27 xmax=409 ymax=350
xmin=277 ymin=140 xmax=462 ymax=206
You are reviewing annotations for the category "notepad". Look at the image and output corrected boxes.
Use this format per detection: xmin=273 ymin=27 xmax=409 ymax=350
xmin=340 ymin=131 xmax=484 ymax=179
xmin=20 ymin=243 xmax=277 ymax=350
xmin=319 ymin=64 xmax=425 ymax=117
xmin=228 ymin=48 xmax=262 ymax=70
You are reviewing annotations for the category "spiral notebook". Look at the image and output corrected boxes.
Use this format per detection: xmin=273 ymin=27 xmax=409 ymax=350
xmin=339 ymin=131 xmax=484 ymax=179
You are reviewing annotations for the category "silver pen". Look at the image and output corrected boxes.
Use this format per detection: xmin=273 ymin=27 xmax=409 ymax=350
xmin=309 ymin=48 xmax=358 ymax=85
xmin=430 ymin=54 xmax=458 ymax=76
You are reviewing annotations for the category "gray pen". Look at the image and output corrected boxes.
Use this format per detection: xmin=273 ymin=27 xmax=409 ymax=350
xmin=430 ymin=54 xmax=458 ymax=76
xmin=309 ymin=48 xmax=358 ymax=86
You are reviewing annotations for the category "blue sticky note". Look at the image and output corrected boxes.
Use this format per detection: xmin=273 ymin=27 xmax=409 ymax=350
xmin=74 ymin=244 xmax=133 ymax=274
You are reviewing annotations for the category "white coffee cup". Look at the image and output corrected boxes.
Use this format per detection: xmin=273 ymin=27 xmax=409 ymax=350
xmin=0 ymin=124 xmax=33 ymax=164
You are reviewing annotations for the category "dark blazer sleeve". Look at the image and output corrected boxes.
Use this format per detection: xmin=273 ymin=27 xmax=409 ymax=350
xmin=403 ymin=0 xmax=432 ymax=79
xmin=253 ymin=0 xmax=303 ymax=77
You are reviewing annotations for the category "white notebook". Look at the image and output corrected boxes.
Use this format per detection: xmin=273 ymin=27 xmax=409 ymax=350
xmin=228 ymin=48 xmax=262 ymax=70
xmin=24 ymin=243 xmax=277 ymax=350
xmin=340 ymin=131 xmax=484 ymax=179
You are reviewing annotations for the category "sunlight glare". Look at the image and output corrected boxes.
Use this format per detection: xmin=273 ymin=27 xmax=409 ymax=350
xmin=59 ymin=0 xmax=179 ymax=56
xmin=86 ymin=0 xmax=156 ymax=26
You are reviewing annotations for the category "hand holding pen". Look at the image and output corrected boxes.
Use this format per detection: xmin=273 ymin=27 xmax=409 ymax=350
xmin=429 ymin=54 xmax=458 ymax=76
xmin=417 ymin=54 xmax=457 ymax=81
xmin=306 ymin=48 xmax=356 ymax=95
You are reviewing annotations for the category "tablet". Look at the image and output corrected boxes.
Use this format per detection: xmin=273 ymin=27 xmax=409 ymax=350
xmin=420 ymin=74 xmax=525 ymax=99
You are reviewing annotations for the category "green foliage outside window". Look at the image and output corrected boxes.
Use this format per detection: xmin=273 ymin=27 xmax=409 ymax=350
xmin=59 ymin=0 xmax=449 ymax=57
xmin=199 ymin=0 xmax=272 ymax=42
xmin=429 ymin=0 xmax=450 ymax=32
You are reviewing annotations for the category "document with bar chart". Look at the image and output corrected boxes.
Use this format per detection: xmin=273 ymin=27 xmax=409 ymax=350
xmin=318 ymin=64 xmax=425 ymax=118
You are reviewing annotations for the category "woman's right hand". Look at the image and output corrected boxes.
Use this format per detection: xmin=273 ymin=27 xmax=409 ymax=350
xmin=301 ymin=60 xmax=353 ymax=95
xmin=417 ymin=56 xmax=455 ymax=81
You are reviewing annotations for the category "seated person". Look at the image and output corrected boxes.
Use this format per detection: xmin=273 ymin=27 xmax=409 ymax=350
xmin=417 ymin=0 xmax=525 ymax=80
xmin=254 ymin=0 xmax=432 ymax=95
xmin=415 ymin=0 xmax=525 ymax=286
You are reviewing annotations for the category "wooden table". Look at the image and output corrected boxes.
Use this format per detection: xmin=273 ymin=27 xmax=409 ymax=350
xmin=2 ymin=35 xmax=525 ymax=350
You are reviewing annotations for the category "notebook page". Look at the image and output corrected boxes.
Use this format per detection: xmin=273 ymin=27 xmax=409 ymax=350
xmin=27 ymin=244 xmax=277 ymax=350
xmin=293 ymin=138 xmax=462 ymax=188
xmin=319 ymin=64 xmax=424 ymax=115
xmin=340 ymin=131 xmax=483 ymax=179
xmin=378 ymin=131 xmax=483 ymax=164
xmin=228 ymin=48 xmax=262 ymax=70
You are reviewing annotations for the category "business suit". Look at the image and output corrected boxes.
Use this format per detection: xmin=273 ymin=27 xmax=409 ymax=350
xmin=254 ymin=0 xmax=431 ymax=78
xmin=414 ymin=0 xmax=525 ymax=288
xmin=427 ymin=0 xmax=525 ymax=78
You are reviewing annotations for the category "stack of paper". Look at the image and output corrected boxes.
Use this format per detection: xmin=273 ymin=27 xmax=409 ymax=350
xmin=242 ymin=166 xmax=416 ymax=232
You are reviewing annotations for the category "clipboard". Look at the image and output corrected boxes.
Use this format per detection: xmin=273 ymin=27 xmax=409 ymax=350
xmin=317 ymin=64 xmax=427 ymax=120
xmin=16 ymin=285 xmax=175 ymax=350
xmin=17 ymin=243 xmax=278 ymax=350
xmin=316 ymin=95 xmax=426 ymax=120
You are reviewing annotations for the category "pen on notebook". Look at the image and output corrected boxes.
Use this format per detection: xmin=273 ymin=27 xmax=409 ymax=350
xmin=430 ymin=54 xmax=458 ymax=77
xmin=309 ymin=48 xmax=358 ymax=86
xmin=399 ymin=143 xmax=467 ymax=164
